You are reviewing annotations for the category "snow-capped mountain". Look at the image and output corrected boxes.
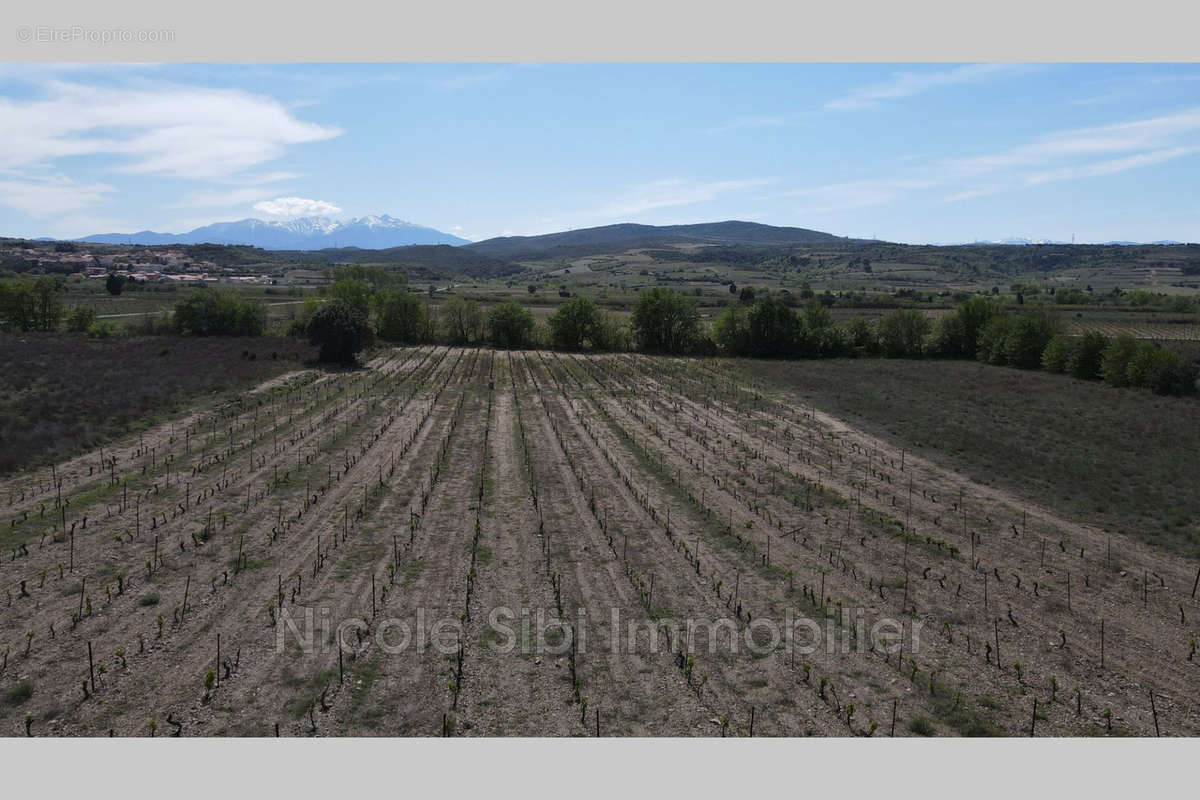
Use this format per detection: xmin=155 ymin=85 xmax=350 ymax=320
xmin=77 ymin=215 xmax=469 ymax=249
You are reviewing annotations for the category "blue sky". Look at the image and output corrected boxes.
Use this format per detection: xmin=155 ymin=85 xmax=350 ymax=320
xmin=1 ymin=62 xmax=1199 ymax=243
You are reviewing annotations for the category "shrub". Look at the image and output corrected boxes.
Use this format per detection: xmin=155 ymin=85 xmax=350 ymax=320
xmin=908 ymin=715 xmax=936 ymax=736
xmin=173 ymin=289 xmax=266 ymax=336
xmin=4 ymin=679 xmax=34 ymax=705
xmin=308 ymin=303 xmax=373 ymax=364
xmin=86 ymin=320 xmax=116 ymax=339
xmin=66 ymin=305 xmax=97 ymax=333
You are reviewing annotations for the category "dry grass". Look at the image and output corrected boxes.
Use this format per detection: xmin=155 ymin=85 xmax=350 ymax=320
xmin=0 ymin=332 xmax=315 ymax=475
xmin=737 ymin=357 xmax=1200 ymax=556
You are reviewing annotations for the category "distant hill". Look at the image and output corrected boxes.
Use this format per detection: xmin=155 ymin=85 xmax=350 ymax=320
xmin=77 ymin=215 xmax=469 ymax=250
xmin=467 ymin=220 xmax=854 ymax=259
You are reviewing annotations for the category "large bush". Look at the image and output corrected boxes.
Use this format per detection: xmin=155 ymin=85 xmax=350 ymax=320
xmin=307 ymin=303 xmax=373 ymax=364
xmin=173 ymin=289 xmax=266 ymax=336
xmin=65 ymin=305 xmax=97 ymax=333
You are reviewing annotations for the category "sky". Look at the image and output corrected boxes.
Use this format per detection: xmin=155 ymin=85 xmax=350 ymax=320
xmin=1 ymin=62 xmax=1199 ymax=244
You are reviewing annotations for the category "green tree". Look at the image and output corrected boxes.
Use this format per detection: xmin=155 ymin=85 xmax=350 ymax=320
xmin=747 ymin=296 xmax=800 ymax=357
xmin=373 ymin=290 xmax=428 ymax=344
xmin=1126 ymin=343 xmax=1196 ymax=395
xmin=1003 ymin=310 xmax=1058 ymax=369
xmin=591 ymin=312 xmax=632 ymax=352
xmin=1067 ymin=331 xmax=1108 ymax=380
xmin=440 ymin=296 xmax=483 ymax=345
xmin=631 ymin=288 xmax=700 ymax=354
xmin=325 ymin=279 xmax=372 ymax=319
xmin=929 ymin=296 xmax=1002 ymax=358
xmin=487 ymin=300 xmax=534 ymax=349
xmin=308 ymin=303 xmax=373 ymax=364
xmin=877 ymin=309 xmax=931 ymax=358
xmin=711 ymin=303 xmax=750 ymax=356
xmin=844 ymin=317 xmax=879 ymax=356
xmin=1100 ymin=335 xmax=1140 ymax=387
xmin=1041 ymin=334 xmax=1072 ymax=373
xmin=549 ymin=295 xmax=602 ymax=350
xmin=105 ymin=273 xmax=125 ymax=296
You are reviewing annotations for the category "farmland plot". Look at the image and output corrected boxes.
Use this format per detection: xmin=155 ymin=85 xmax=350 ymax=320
xmin=1 ymin=347 xmax=1197 ymax=737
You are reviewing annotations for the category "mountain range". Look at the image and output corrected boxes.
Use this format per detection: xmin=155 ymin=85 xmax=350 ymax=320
xmin=466 ymin=220 xmax=853 ymax=258
xmin=77 ymin=215 xmax=470 ymax=249
xmin=58 ymin=217 xmax=1190 ymax=253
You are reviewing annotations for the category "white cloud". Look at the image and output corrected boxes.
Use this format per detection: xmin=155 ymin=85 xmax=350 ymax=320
xmin=253 ymin=196 xmax=342 ymax=218
xmin=703 ymin=114 xmax=810 ymax=135
xmin=826 ymin=64 xmax=1030 ymax=111
xmin=1024 ymin=146 xmax=1198 ymax=186
xmin=596 ymin=178 xmax=775 ymax=218
xmin=0 ymin=175 xmax=114 ymax=217
xmin=0 ymin=80 xmax=341 ymax=181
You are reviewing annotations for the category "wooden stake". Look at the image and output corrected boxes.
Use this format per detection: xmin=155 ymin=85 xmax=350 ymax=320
xmin=1149 ymin=690 xmax=1160 ymax=737
xmin=87 ymin=641 xmax=95 ymax=693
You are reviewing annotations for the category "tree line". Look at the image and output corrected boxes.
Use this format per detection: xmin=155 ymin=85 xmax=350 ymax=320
xmin=3 ymin=273 xmax=1196 ymax=395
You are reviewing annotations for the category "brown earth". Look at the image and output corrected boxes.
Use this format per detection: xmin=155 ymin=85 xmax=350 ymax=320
xmin=1 ymin=348 xmax=1196 ymax=737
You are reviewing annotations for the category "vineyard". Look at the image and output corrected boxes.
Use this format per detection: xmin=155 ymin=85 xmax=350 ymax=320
xmin=1066 ymin=320 xmax=1200 ymax=341
xmin=1 ymin=347 xmax=1197 ymax=737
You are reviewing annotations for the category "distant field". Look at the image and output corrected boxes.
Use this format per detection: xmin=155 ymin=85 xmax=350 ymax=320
xmin=1066 ymin=319 xmax=1200 ymax=341
xmin=735 ymin=357 xmax=1200 ymax=556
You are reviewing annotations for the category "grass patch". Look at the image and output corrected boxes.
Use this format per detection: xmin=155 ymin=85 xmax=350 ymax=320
xmin=908 ymin=715 xmax=936 ymax=736
xmin=5 ymin=680 xmax=34 ymax=705
xmin=739 ymin=358 xmax=1200 ymax=556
